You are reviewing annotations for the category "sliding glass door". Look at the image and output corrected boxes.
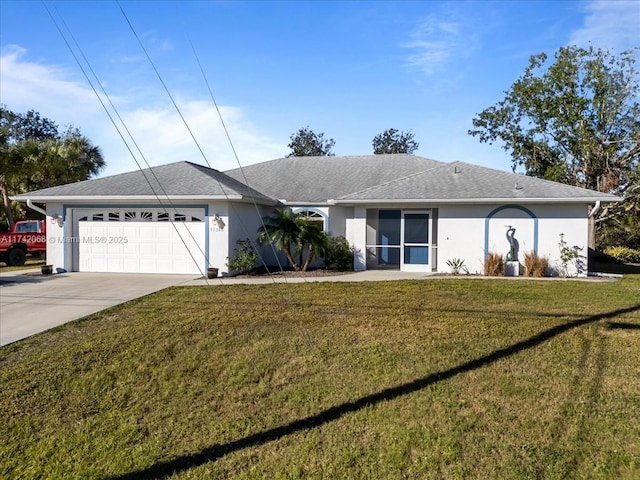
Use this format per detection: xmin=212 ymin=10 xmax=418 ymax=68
xmin=365 ymin=209 xmax=431 ymax=272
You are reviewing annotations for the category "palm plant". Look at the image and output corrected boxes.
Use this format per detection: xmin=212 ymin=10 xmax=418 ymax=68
xmin=1 ymin=131 xmax=105 ymax=229
xmin=258 ymin=208 xmax=303 ymax=270
xmin=258 ymin=208 xmax=329 ymax=271
xmin=297 ymin=219 xmax=329 ymax=271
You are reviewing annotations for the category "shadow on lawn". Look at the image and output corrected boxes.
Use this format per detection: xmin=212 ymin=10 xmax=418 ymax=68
xmin=607 ymin=321 xmax=640 ymax=330
xmin=106 ymin=303 xmax=640 ymax=480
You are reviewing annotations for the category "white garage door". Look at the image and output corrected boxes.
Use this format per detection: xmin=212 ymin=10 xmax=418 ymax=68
xmin=76 ymin=209 xmax=206 ymax=274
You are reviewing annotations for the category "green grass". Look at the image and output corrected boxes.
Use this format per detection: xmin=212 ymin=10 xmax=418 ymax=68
xmin=1 ymin=276 xmax=640 ymax=479
xmin=0 ymin=258 xmax=45 ymax=272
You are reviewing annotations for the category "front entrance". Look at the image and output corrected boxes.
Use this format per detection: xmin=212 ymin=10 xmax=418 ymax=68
xmin=365 ymin=209 xmax=432 ymax=272
xmin=402 ymin=212 xmax=430 ymax=271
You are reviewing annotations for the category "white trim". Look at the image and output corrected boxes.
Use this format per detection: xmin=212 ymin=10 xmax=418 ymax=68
xmin=332 ymin=197 xmax=620 ymax=205
xmin=13 ymin=195 xmax=245 ymax=202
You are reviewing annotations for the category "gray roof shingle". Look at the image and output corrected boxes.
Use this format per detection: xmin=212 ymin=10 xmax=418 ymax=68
xmin=336 ymin=161 xmax=617 ymax=203
xmin=15 ymin=156 xmax=619 ymax=206
xmin=224 ymin=154 xmax=445 ymax=203
xmin=14 ymin=161 xmax=274 ymax=203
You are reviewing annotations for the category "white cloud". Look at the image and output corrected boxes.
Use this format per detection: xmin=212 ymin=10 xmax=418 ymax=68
xmin=0 ymin=46 xmax=284 ymax=177
xmin=402 ymin=13 xmax=471 ymax=75
xmin=0 ymin=45 xmax=102 ymax=119
xmin=116 ymin=100 xmax=284 ymax=174
xmin=569 ymin=0 xmax=640 ymax=52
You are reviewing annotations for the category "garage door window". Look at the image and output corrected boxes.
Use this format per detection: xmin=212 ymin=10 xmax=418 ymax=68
xmin=78 ymin=210 xmax=203 ymax=222
xmin=125 ymin=211 xmax=153 ymax=221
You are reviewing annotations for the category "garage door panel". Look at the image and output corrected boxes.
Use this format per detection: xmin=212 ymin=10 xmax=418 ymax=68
xmin=156 ymin=242 xmax=172 ymax=256
xmin=78 ymin=221 xmax=206 ymax=274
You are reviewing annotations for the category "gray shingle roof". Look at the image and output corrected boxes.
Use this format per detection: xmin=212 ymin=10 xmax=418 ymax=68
xmin=15 ymin=156 xmax=620 ymax=206
xmin=224 ymin=154 xmax=445 ymax=203
xmin=336 ymin=161 xmax=618 ymax=203
xmin=14 ymin=161 xmax=274 ymax=203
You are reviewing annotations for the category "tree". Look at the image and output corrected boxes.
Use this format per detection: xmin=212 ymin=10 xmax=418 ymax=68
xmin=0 ymin=107 xmax=105 ymax=229
xmin=468 ymin=46 xmax=640 ymax=248
xmin=296 ymin=218 xmax=329 ymax=272
xmin=257 ymin=208 xmax=329 ymax=271
xmin=597 ymin=173 xmax=640 ymax=249
xmin=287 ymin=126 xmax=335 ymax=157
xmin=372 ymin=128 xmax=419 ymax=154
xmin=258 ymin=208 xmax=302 ymax=270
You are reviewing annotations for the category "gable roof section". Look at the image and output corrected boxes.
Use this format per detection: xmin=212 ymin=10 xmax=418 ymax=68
xmin=336 ymin=161 xmax=620 ymax=204
xmin=13 ymin=161 xmax=275 ymax=204
xmin=224 ymin=154 xmax=445 ymax=204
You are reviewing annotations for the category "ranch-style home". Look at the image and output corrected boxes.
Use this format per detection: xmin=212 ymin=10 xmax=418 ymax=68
xmin=14 ymin=154 xmax=619 ymax=277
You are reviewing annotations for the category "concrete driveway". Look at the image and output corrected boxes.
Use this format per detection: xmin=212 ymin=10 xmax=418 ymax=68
xmin=0 ymin=270 xmax=199 ymax=346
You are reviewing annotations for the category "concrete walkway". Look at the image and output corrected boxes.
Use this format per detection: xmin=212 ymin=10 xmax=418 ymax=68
xmin=182 ymin=269 xmax=435 ymax=285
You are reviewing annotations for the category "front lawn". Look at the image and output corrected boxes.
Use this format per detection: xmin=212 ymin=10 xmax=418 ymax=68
xmin=0 ymin=258 xmax=45 ymax=272
xmin=1 ymin=276 xmax=639 ymax=479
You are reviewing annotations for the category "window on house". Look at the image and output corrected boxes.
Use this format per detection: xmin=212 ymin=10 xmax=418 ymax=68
xmin=298 ymin=210 xmax=325 ymax=231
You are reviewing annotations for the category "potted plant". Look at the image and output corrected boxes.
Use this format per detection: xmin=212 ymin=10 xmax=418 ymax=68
xmin=207 ymin=267 xmax=218 ymax=279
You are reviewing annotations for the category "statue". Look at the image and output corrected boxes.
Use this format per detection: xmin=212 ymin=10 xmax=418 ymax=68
xmin=506 ymin=226 xmax=519 ymax=262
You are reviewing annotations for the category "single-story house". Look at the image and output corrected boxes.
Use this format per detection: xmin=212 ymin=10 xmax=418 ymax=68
xmin=13 ymin=154 xmax=619 ymax=276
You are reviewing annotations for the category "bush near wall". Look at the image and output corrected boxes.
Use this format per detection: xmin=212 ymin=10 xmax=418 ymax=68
xmin=484 ymin=252 xmax=504 ymax=276
xmin=524 ymin=251 xmax=549 ymax=277
xmin=604 ymin=246 xmax=640 ymax=263
xmin=325 ymin=236 xmax=355 ymax=271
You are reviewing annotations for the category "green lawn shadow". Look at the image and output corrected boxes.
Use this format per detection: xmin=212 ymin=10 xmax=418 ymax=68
xmin=104 ymin=303 xmax=640 ymax=480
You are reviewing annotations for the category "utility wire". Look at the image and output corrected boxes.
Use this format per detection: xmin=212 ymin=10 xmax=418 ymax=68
xmin=117 ymin=0 xmax=293 ymax=285
xmin=188 ymin=38 xmax=288 ymax=277
xmin=43 ymin=0 xmax=215 ymax=283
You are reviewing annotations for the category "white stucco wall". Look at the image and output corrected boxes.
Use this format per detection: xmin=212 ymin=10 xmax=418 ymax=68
xmin=347 ymin=207 xmax=367 ymax=271
xmin=534 ymin=204 xmax=589 ymax=276
xmin=226 ymin=203 xmax=270 ymax=275
xmin=437 ymin=203 xmax=589 ymax=276
xmin=41 ymin=199 xmax=589 ymax=277
xmin=437 ymin=205 xmax=488 ymax=274
xmin=206 ymin=202 xmax=230 ymax=275
xmin=327 ymin=206 xmax=352 ymax=238
xmin=345 ymin=203 xmax=590 ymax=276
xmin=44 ymin=202 xmax=65 ymax=271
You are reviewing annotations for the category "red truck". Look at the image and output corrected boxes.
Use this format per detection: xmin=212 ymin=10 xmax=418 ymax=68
xmin=0 ymin=220 xmax=47 ymax=266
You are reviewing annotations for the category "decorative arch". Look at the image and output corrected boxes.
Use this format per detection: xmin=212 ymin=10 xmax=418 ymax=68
xmin=484 ymin=204 xmax=538 ymax=259
xmin=292 ymin=207 xmax=328 ymax=232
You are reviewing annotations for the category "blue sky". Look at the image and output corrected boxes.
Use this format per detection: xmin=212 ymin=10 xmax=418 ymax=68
xmin=1 ymin=0 xmax=638 ymax=177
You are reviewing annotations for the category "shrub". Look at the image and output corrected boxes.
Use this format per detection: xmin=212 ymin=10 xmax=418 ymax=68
xmin=484 ymin=252 xmax=504 ymax=276
xmin=446 ymin=258 xmax=467 ymax=275
xmin=324 ymin=236 xmax=354 ymax=271
xmin=559 ymin=233 xmax=586 ymax=277
xmin=227 ymin=239 xmax=258 ymax=273
xmin=523 ymin=251 xmax=549 ymax=277
xmin=604 ymin=246 xmax=640 ymax=264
